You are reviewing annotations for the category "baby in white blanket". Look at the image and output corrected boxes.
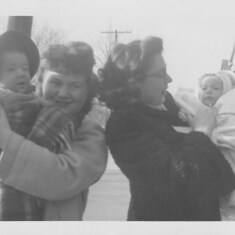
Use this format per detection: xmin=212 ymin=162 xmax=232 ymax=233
xmin=175 ymin=70 xmax=235 ymax=220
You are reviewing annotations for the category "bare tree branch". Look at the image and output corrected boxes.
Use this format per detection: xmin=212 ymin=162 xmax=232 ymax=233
xmin=31 ymin=24 xmax=67 ymax=55
xmin=94 ymin=35 xmax=115 ymax=69
xmin=94 ymin=27 xmax=132 ymax=70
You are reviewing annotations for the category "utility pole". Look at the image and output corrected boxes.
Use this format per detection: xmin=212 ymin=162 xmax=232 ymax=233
xmin=7 ymin=16 xmax=33 ymax=37
xmin=229 ymin=41 xmax=235 ymax=64
xmin=221 ymin=40 xmax=235 ymax=70
xmin=101 ymin=29 xmax=132 ymax=44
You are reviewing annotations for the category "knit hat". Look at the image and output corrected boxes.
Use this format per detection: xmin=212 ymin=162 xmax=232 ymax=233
xmin=216 ymin=70 xmax=235 ymax=94
xmin=0 ymin=30 xmax=40 ymax=78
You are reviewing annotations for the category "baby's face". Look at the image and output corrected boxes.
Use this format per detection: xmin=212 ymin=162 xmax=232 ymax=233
xmin=199 ymin=75 xmax=223 ymax=106
xmin=0 ymin=52 xmax=31 ymax=93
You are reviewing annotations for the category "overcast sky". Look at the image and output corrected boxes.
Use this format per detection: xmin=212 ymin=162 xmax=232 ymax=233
xmin=0 ymin=0 xmax=235 ymax=93
xmin=0 ymin=2 xmax=234 ymax=234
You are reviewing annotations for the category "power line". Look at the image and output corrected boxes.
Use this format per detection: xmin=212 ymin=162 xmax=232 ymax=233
xmin=101 ymin=29 xmax=132 ymax=43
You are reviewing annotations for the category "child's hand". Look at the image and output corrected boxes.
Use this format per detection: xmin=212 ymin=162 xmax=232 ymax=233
xmin=178 ymin=109 xmax=194 ymax=123
xmin=190 ymin=105 xmax=217 ymax=136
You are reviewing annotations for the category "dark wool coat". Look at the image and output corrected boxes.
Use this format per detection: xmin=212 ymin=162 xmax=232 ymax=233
xmin=106 ymin=100 xmax=235 ymax=221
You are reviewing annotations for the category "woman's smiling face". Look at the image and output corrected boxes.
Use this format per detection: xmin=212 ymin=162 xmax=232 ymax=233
xmin=42 ymin=70 xmax=88 ymax=114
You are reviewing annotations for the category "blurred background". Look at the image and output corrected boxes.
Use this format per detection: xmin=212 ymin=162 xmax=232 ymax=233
xmin=0 ymin=0 xmax=234 ymax=94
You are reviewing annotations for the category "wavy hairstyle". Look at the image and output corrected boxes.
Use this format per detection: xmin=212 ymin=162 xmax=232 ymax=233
xmin=99 ymin=36 xmax=163 ymax=109
xmin=35 ymin=41 xmax=98 ymax=114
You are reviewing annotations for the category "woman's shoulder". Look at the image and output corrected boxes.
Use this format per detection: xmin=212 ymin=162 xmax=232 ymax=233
xmin=106 ymin=104 xmax=169 ymax=139
xmin=85 ymin=102 xmax=110 ymax=128
xmin=70 ymin=115 xmax=106 ymax=144
xmin=76 ymin=115 xmax=105 ymax=136
xmin=107 ymin=106 xmax=143 ymax=128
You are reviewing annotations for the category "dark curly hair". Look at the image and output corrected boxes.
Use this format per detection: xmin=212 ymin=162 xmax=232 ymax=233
xmin=99 ymin=36 xmax=163 ymax=109
xmin=35 ymin=41 xmax=98 ymax=114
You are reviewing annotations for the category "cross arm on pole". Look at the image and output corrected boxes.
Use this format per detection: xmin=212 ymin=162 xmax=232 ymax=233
xmin=101 ymin=29 xmax=132 ymax=43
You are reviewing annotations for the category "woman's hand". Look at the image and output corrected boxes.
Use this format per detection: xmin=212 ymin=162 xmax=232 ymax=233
xmin=185 ymin=105 xmax=217 ymax=136
xmin=1 ymin=92 xmax=35 ymax=112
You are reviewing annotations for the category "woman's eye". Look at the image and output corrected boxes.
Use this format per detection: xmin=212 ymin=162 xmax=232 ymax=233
xmin=74 ymin=85 xmax=83 ymax=89
xmin=72 ymin=83 xmax=84 ymax=89
xmin=49 ymin=80 xmax=60 ymax=86
xmin=70 ymin=86 xmax=81 ymax=92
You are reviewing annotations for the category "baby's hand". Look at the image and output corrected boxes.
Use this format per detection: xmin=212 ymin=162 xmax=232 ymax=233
xmin=178 ymin=109 xmax=194 ymax=124
xmin=191 ymin=105 xmax=217 ymax=136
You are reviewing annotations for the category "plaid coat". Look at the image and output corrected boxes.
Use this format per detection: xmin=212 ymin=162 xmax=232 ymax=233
xmin=0 ymin=88 xmax=97 ymax=220
xmin=0 ymin=115 xmax=107 ymax=220
xmin=0 ymin=88 xmax=42 ymax=220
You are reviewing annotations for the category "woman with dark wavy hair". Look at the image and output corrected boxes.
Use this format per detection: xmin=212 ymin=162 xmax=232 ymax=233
xmin=99 ymin=36 xmax=235 ymax=221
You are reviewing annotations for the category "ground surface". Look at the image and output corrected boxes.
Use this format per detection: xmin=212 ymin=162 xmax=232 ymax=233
xmin=84 ymin=156 xmax=130 ymax=221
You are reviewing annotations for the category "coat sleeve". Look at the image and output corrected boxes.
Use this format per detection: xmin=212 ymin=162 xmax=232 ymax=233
xmin=211 ymin=113 xmax=235 ymax=174
xmin=211 ymin=113 xmax=235 ymax=150
xmin=106 ymin=111 xmax=235 ymax=197
xmin=0 ymin=116 xmax=108 ymax=200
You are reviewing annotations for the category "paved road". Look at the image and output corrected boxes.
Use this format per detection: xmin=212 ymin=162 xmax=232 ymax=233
xmin=84 ymin=156 xmax=130 ymax=221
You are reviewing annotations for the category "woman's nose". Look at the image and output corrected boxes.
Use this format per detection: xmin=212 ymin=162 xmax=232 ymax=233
xmin=166 ymin=73 xmax=172 ymax=84
xmin=58 ymin=85 xmax=69 ymax=97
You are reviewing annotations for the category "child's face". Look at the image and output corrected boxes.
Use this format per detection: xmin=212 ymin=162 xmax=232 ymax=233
xmin=0 ymin=52 xmax=31 ymax=93
xmin=199 ymin=75 xmax=223 ymax=106
xmin=41 ymin=70 xmax=89 ymax=114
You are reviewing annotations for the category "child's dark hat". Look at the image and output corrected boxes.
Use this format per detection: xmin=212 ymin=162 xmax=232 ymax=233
xmin=0 ymin=30 xmax=40 ymax=78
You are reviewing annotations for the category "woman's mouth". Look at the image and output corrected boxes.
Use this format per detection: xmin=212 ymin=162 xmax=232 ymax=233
xmin=54 ymin=100 xmax=70 ymax=108
xmin=15 ymin=82 xmax=28 ymax=92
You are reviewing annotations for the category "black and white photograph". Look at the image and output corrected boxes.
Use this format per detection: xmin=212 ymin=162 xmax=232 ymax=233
xmin=0 ymin=0 xmax=234 ymax=234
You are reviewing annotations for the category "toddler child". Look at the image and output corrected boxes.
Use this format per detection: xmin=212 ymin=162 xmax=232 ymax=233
xmin=0 ymin=30 xmax=42 ymax=220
